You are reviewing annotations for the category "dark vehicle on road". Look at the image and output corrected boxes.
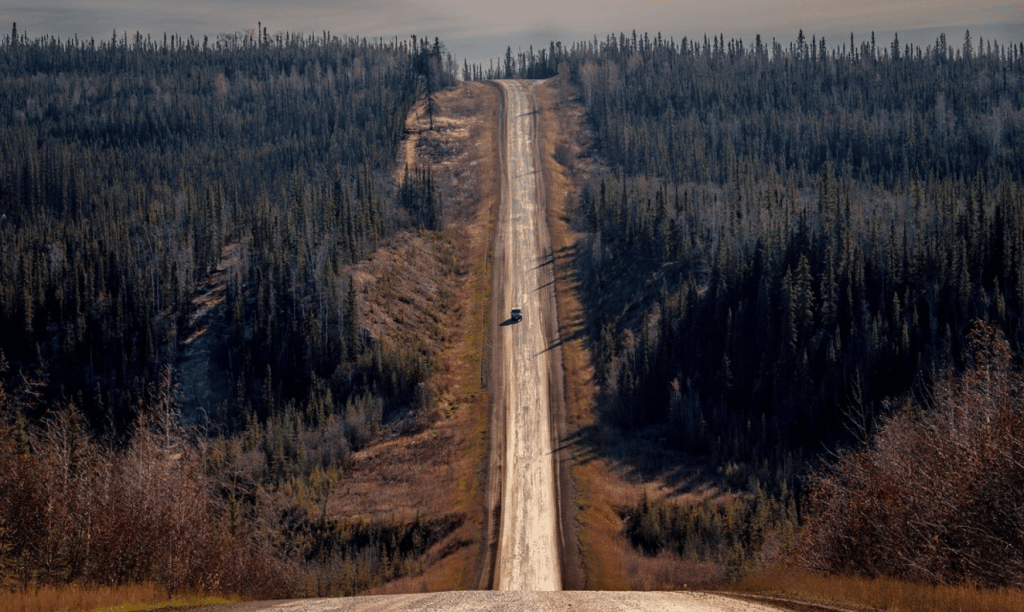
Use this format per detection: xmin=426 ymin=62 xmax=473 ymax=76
xmin=511 ymin=308 xmax=523 ymax=322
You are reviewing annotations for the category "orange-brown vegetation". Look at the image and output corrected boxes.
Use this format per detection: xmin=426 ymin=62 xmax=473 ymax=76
xmin=0 ymin=365 xmax=286 ymax=601
xmin=0 ymin=583 xmax=235 ymax=612
xmin=341 ymin=80 xmax=502 ymax=592
xmin=798 ymin=321 xmax=1024 ymax=589
xmin=736 ymin=568 xmax=1024 ymax=612
xmin=725 ymin=322 xmax=1024 ymax=610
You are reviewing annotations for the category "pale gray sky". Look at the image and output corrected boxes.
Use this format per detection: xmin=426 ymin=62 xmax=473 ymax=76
xmin=3 ymin=1 xmax=1021 ymax=66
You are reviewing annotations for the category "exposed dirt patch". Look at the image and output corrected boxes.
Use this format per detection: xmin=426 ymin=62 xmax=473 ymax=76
xmin=178 ymin=242 xmax=244 ymax=421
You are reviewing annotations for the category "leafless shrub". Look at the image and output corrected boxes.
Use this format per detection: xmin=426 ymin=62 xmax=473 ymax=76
xmin=623 ymin=549 xmax=725 ymax=590
xmin=0 ymin=364 xmax=287 ymax=598
xmin=799 ymin=321 xmax=1024 ymax=588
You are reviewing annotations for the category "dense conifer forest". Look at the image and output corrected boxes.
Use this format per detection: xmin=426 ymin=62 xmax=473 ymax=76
xmin=0 ymin=26 xmax=452 ymax=432
xmin=0 ymin=26 xmax=457 ymax=596
xmin=576 ymin=29 xmax=1023 ymax=464
xmin=495 ymin=30 xmax=1024 ymax=585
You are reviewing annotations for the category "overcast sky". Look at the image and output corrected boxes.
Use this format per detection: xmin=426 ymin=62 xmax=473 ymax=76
xmin=3 ymin=1 xmax=1021 ymax=66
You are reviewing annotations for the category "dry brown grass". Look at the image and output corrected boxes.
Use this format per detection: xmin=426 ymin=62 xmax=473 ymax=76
xmin=327 ymin=80 xmax=503 ymax=593
xmin=623 ymin=551 xmax=725 ymax=592
xmin=350 ymin=231 xmax=456 ymax=353
xmin=0 ymin=583 xmax=236 ymax=612
xmin=438 ymin=85 xmax=501 ymax=590
xmin=736 ymin=568 xmax=1024 ymax=612
xmin=402 ymin=81 xmax=501 ymax=592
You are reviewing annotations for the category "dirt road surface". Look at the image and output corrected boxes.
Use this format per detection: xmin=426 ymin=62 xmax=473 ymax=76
xmin=250 ymin=591 xmax=783 ymax=611
xmin=490 ymin=79 xmax=562 ymax=592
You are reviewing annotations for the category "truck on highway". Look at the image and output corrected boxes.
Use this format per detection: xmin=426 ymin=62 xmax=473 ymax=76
xmin=511 ymin=307 xmax=523 ymax=322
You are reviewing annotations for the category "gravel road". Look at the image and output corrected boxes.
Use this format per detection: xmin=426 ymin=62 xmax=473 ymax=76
xmin=258 ymin=591 xmax=783 ymax=611
xmin=492 ymin=79 xmax=561 ymax=591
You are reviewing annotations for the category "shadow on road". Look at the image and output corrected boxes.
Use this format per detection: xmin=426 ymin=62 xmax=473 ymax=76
xmin=534 ymin=252 xmax=555 ymax=269
xmin=514 ymin=169 xmax=542 ymax=179
xmin=535 ymin=337 xmax=563 ymax=356
xmin=500 ymin=317 xmax=519 ymax=326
